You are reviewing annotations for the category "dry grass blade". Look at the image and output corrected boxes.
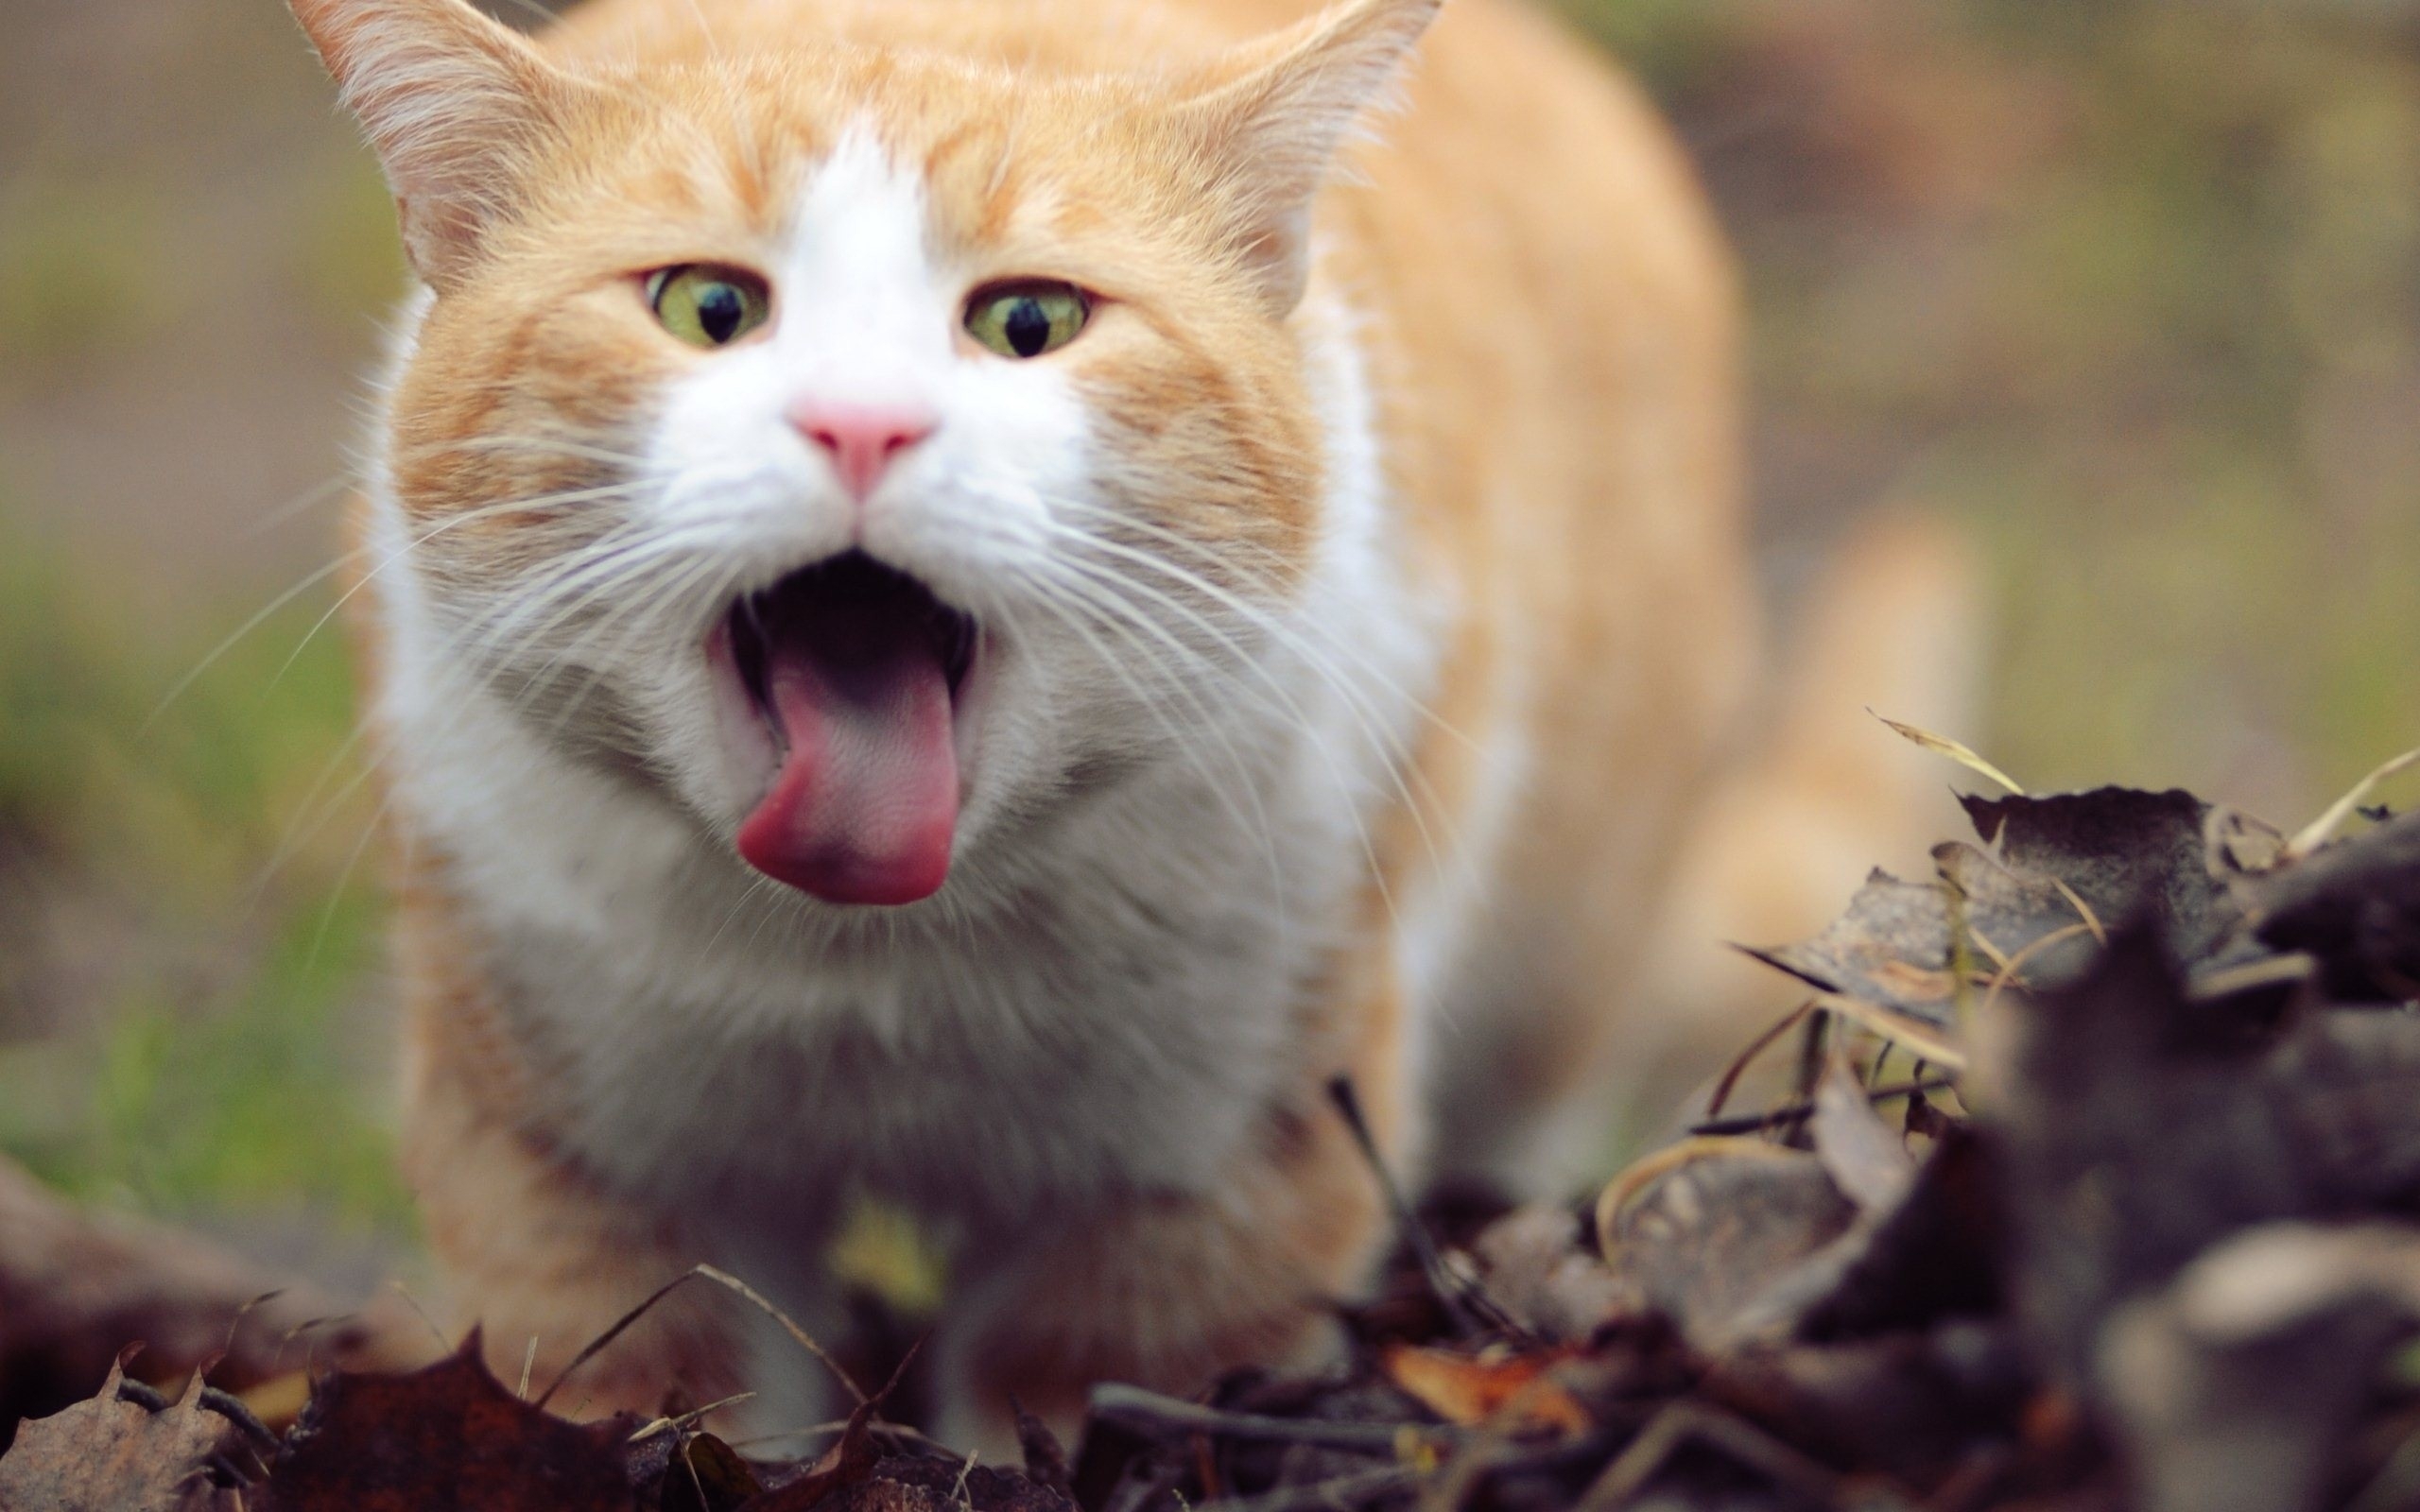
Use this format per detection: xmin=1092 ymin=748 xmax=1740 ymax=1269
xmin=628 ymin=1390 xmax=758 ymax=1442
xmin=2050 ymin=876 xmax=2109 ymax=946
xmin=531 ymin=1263 xmax=866 ymax=1413
xmin=1594 ymin=1136 xmax=1809 ymax=1253
xmin=1809 ymin=992 xmax=1968 ymax=1070
xmin=1978 ymin=922 xmax=2097 ymax=1017
xmin=693 ymin=1263 xmax=870 ymax=1404
xmin=2284 ymin=745 xmax=2420 ymax=862
xmin=1870 ymin=710 xmax=2026 ymax=795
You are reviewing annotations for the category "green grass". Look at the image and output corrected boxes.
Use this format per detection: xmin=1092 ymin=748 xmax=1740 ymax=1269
xmin=0 ymin=516 xmax=410 ymax=1229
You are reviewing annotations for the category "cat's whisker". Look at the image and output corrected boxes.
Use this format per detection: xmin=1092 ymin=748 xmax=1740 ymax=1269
xmin=141 ymin=552 xmax=367 ymax=735
xmin=1039 ymin=492 xmax=1479 ymax=760
xmin=1020 ymin=569 xmax=1301 ymax=930
xmin=934 ymin=486 xmax=1423 ymax=894
xmin=465 ymin=508 xmax=748 ymax=645
xmin=1011 ymin=496 xmax=1468 ymax=888
xmin=257 ymin=481 xmax=656 ymax=705
xmin=1026 ymin=490 xmax=1473 ymax=751
xmin=535 ymin=553 xmax=745 ymax=741
xmin=409 ymin=433 xmax=656 ymax=470
xmin=1040 ymin=549 xmax=1405 ymax=924
xmin=239 ymin=472 xmax=359 ymax=541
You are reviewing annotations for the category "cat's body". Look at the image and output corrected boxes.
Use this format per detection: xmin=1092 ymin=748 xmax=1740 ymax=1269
xmin=295 ymin=0 xmax=1962 ymax=1445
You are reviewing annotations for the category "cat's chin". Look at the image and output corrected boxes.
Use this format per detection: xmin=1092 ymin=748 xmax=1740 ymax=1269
xmin=704 ymin=552 xmax=987 ymax=906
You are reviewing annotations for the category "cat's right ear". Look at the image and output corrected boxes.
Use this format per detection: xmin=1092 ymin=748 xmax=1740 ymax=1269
xmin=290 ymin=0 xmax=571 ymax=287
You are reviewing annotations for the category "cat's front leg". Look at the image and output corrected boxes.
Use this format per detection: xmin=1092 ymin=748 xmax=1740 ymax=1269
xmin=406 ymin=1062 xmax=748 ymax=1418
xmin=928 ymin=1094 xmax=1389 ymax=1458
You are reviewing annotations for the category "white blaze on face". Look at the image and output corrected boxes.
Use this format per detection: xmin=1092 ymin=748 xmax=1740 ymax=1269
xmin=775 ymin=126 xmax=953 ymax=421
xmin=645 ymin=123 xmax=1088 ymax=619
xmin=638 ymin=122 xmax=1098 ymax=869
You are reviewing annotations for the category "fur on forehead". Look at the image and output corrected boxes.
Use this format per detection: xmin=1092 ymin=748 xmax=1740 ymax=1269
xmin=293 ymin=0 xmax=1440 ymax=303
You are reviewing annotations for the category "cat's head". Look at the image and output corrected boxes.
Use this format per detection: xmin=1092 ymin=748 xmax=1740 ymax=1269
xmin=296 ymin=0 xmax=1435 ymax=908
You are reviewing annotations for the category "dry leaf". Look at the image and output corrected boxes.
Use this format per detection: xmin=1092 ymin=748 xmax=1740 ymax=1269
xmin=260 ymin=1336 xmax=633 ymax=1511
xmin=1380 ymin=1344 xmax=1589 ymax=1435
xmin=0 ymin=1355 xmax=246 ymax=1512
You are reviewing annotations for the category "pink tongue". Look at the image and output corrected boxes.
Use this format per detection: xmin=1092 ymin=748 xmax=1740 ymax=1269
xmin=735 ymin=611 xmax=959 ymax=906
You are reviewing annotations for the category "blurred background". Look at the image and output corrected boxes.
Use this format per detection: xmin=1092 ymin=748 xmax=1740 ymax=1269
xmin=2 ymin=0 xmax=2417 ymax=1255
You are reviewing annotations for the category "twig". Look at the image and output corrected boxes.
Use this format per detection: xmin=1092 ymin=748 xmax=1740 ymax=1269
xmin=1687 ymin=1077 xmax=1957 ymax=1138
xmin=1705 ymin=1001 xmax=1811 ymax=1119
xmin=1327 ymin=1076 xmax=1519 ymax=1338
xmin=115 ymin=1376 xmax=280 ymax=1457
xmin=199 ymin=1385 xmax=282 ymax=1456
xmin=1199 ymin=1464 xmax=1420 ymax=1512
xmin=1572 ymin=1403 xmax=1837 ymax=1512
xmin=1782 ymin=1010 xmax=1831 ymax=1147
xmin=1089 ymin=1382 xmax=1461 ymax=1454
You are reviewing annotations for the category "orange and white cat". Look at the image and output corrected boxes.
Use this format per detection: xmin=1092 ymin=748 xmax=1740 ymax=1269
xmin=291 ymin=0 xmax=1975 ymax=1448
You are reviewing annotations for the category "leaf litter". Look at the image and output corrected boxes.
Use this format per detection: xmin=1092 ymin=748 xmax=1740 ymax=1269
xmin=7 ymin=743 xmax=2420 ymax=1509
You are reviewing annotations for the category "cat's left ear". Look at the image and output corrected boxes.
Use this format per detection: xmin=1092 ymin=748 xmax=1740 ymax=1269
xmin=1176 ymin=0 xmax=1443 ymax=316
xmin=290 ymin=0 xmax=578 ymax=287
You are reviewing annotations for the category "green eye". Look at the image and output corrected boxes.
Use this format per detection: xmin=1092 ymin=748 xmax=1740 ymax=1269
xmin=966 ymin=283 xmax=1089 ymax=358
xmin=649 ymin=266 xmax=770 ymax=348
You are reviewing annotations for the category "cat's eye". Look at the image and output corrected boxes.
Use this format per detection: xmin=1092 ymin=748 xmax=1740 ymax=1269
xmin=648 ymin=266 xmax=771 ymax=348
xmin=965 ymin=282 xmax=1090 ymax=359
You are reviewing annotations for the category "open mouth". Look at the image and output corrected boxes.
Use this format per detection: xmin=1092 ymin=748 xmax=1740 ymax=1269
xmin=722 ymin=551 xmax=978 ymax=906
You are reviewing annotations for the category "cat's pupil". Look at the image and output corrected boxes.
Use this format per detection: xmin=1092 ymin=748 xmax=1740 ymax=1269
xmin=1004 ymin=298 xmax=1050 ymax=357
xmin=697 ymin=283 xmax=744 ymax=344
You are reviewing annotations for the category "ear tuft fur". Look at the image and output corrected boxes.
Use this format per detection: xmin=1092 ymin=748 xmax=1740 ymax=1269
xmin=1179 ymin=0 xmax=1443 ymax=314
xmin=290 ymin=0 xmax=567 ymax=286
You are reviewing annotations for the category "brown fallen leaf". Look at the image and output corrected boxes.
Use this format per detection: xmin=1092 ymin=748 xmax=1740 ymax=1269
xmin=1809 ymin=1057 xmax=1915 ymax=1214
xmin=1742 ymin=868 xmax=1963 ymax=1025
xmin=2243 ymin=809 xmax=2420 ymax=1004
xmin=738 ymin=1378 xmax=885 ymax=1512
xmin=0 ymin=1353 xmax=249 ymax=1512
xmin=1464 ymin=1206 xmax=1634 ymax=1344
xmin=807 ymin=1457 xmax=1072 ymax=1512
xmin=1012 ymin=1400 xmax=1071 ymax=1496
xmin=2100 ymin=1222 xmax=2420 ymax=1512
xmin=0 ymin=1154 xmax=399 ymax=1445
xmin=1960 ymin=787 xmax=2242 ymax=963
xmin=259 ymin=1335 xmax=633 ymax=1511
xmin=1380 ymin=1343 xmax=1590 ymax=1436
xmin=661 ymin=1432 xmax=764 ymax=1512
xmin=1597 ymin=1139 xmax=1857 ymax=1354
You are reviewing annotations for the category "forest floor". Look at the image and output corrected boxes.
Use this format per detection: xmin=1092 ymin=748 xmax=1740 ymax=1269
xmin=6 ymin=738 xmax=2420 ymax=1511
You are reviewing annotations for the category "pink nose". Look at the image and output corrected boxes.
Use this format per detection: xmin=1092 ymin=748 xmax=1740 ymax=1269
xmin=787 ymin=401 xmax=937 ymax=501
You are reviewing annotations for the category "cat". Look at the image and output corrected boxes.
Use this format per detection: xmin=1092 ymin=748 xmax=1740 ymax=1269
xmin=290 ymin=0 xmax=1978 ymax=1450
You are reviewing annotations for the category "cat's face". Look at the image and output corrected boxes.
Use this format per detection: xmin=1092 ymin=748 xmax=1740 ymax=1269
xmin=303 ymin=0 xmax=1434 ymax=906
